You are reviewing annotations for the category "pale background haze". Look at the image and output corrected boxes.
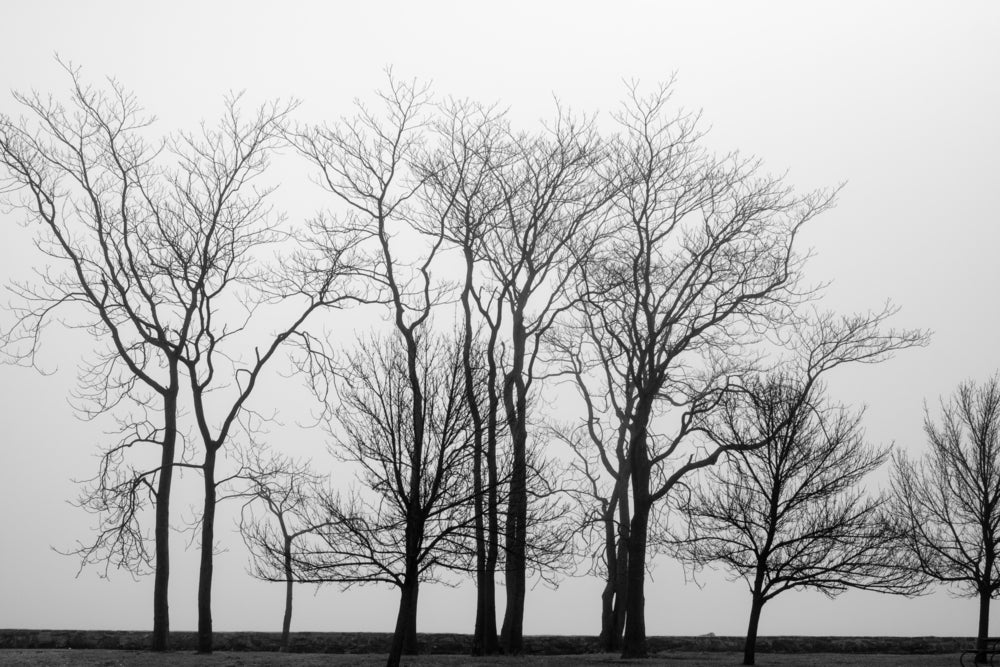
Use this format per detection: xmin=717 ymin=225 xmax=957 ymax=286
xmin=0 ymin=0 xmax=998 ymax=638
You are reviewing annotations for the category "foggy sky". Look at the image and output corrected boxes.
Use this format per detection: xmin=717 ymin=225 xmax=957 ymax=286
xmin=1 ymin=0 xmax=998 ymax=637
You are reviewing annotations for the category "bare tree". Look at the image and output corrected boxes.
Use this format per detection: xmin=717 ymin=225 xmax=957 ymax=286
xmin=123 ymin=96 xmax=363 ymax=654
xmin=673 ymin=376 xmax=920 ymax=665
xmin=0 ymin=63 xmax=194 ymax=651
xmin=237 ymin=450 xmax=327 ymax=652
xmin=557 ymin=82 xmax=810 ymax=656
xmin=294 ymin=332 xmax=479 ymax=666
xmin=291 ymin=74 xmax=461 ymax=667
xmin=474 ymin=108 xmax=612 ymax=654
xmin=298 ymin=84 xmax=606 ymax=657
xmin=421 ymin=98 xmax=510 ymax=654
xmin=561 ymin=82 xmax=928 ymax=658
xmin=0 ymin=67 xmax=362 ymax=653
xmin=548 ymin=337 xmax=652 ymax=651
xmin=891 ymin=374 xmax=1000 ymax=664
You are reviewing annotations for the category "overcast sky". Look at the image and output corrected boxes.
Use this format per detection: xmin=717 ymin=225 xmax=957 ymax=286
xmin=1 ymin=0 xmax=998 ymax=638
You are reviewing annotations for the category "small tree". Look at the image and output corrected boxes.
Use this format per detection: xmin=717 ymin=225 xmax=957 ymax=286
xmin=673 ymin=377 xmax=919 ymax=665
xmin=295 ymin=332 xmax=479 ymax=667
xmin=891 ymin=374 xmax=1000 ymax=664
xmin=238 ymin=451 xmax=326 ymax=652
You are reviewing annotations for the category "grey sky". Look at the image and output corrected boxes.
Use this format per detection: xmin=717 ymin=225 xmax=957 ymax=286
xmin=1 ymin=0 xmax=998 ymax=637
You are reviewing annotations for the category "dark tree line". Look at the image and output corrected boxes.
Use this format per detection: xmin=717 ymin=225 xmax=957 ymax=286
xmin=2 ymin=64 xmax=946 ymax=665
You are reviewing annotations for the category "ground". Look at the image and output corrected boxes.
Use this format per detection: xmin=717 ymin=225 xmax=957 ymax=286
xmin=0 ymin=651 xmax=963 ymax=666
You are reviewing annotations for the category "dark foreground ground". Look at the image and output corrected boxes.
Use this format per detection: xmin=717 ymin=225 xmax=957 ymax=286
xmin=0 ymin=650 xmax=966 ymax=666
xmin=0 ymin=631 xmax=977 ymax=665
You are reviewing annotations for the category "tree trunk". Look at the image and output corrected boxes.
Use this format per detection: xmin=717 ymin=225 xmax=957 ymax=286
xmin=500 ymin=443 xmax=526 ymax=654
xmin=601 ymin=472 xmax=631 ymax=651
xmin=480 ymin=567 xmax=498 ymax=654
xmin=620 ymin=497 xmax=649 ymax=658
xmin=473 ymin=423 xmax=488 ymax=655
xmin=483 ymin=328 xmax=501 ymax=655
xmin=599 ymin=575 xmax=615 ymax=651
xmin=387 ymin=571 xmax=420 ymax=667
xmin=977 ymin=586 xmax=991 ymax=664
xmin=386 ymin=495 xmax=423 ymax=665
xmin=150 ymin=381 xmax=178 ymax=652
xmin=599 ymin=489 xmax=621 ymax=651
xmin=743 ymin=592 xmax=765 ymax=666
xmin=473 ymin=445 xmax=500 ymax=655
xmin=500 ymin=311 xmax=528 ymax=655
xmin=394 ymin=316 xmax=426 ymax=663
xmin=611 ymin=519 xmax=629 ymax=649
xmin=621 ymin=396 xmax=653 ymax=659
xmin=462 ymin=253 xmax=496 ymax=656
xmin=281 ymin=535 xmax=293 ymax=652
xmin=744 ymin=518 xmax=775 ymax=667
xmin=197 ymin=445 xmax=218 ymax=654
xmin=404 ymin=580 xmax=419 ymax=655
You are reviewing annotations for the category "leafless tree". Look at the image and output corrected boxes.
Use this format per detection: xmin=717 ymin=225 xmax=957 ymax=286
xmin=469 ymin=108 xmax=613 ymax=654
xmin=128 ymin=96 xmax=364 ymax=654
xmin=0 ymin=66 xmax=364 ymax=653
xmin=237 ymin=450 xmax=327 ymax=652
xmin=548 ymin=336 xmax=662 ymax=651
xmin=891 ymin=374 xmax=1000 ymax=664
xmin=420 ymin=97 xmax=514 ymax=654
xmin=559 ymin=82 xmax=928 ymax=658
xmin=672 ymin=376 xmax=921 ymax=665
xmin=297 ymin=82 xmax=607 ymax=657
xmin=291 ymin=74 xmax=460 ymax=667
xmin=294 ymin=332 xmax=479 ymax=665
xmin=0 ymin=63 xmax=191 ymax=651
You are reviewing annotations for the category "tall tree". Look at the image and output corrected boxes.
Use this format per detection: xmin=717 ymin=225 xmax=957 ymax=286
xmin=564 ymin=83 xmax=927 ymax=658
xmin=421 ymin=98 xmax=510 ymax=654
xmin=1 ymin=69 xmax=362 ymax=653
xmin=292 ymin=74 xmax=458 ymax=667
xmin=891 ymin=374 xmax=1000 ymax=664
xmin=171 ymin=99 xmax=360 ymax=654
xmin=673 ymin=376 xmax=920 ymax=665
xmin=476 ymin=109 xmax=612 ymax=654
xmin=0 ymin=64 xmax=191 ymax=651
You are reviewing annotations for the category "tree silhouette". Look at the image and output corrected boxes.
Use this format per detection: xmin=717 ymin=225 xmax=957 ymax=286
xmin=1 ymin=63 xmax=192 ymax=650
xmin=474 ymin=109 xmax=612 ymax=654
xmin=237 ymin=451 xmax=327 ymax=651
xmin=892 ymin=374 xmax=1000 ymax=664
xmin=294 ymin=332 xmax=479 ymax=666
xmin=421 ymin=99 xmax=510 ymax=654
xmin=291 ymin=73 xmax=456 ymax=667
xmin=551 ymin=82 xmax=928 ymax=657
xmin=0 ymin=64 xmax=363 ymax=653
xmin=674 ymin=376 xmax=921 ymax=665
